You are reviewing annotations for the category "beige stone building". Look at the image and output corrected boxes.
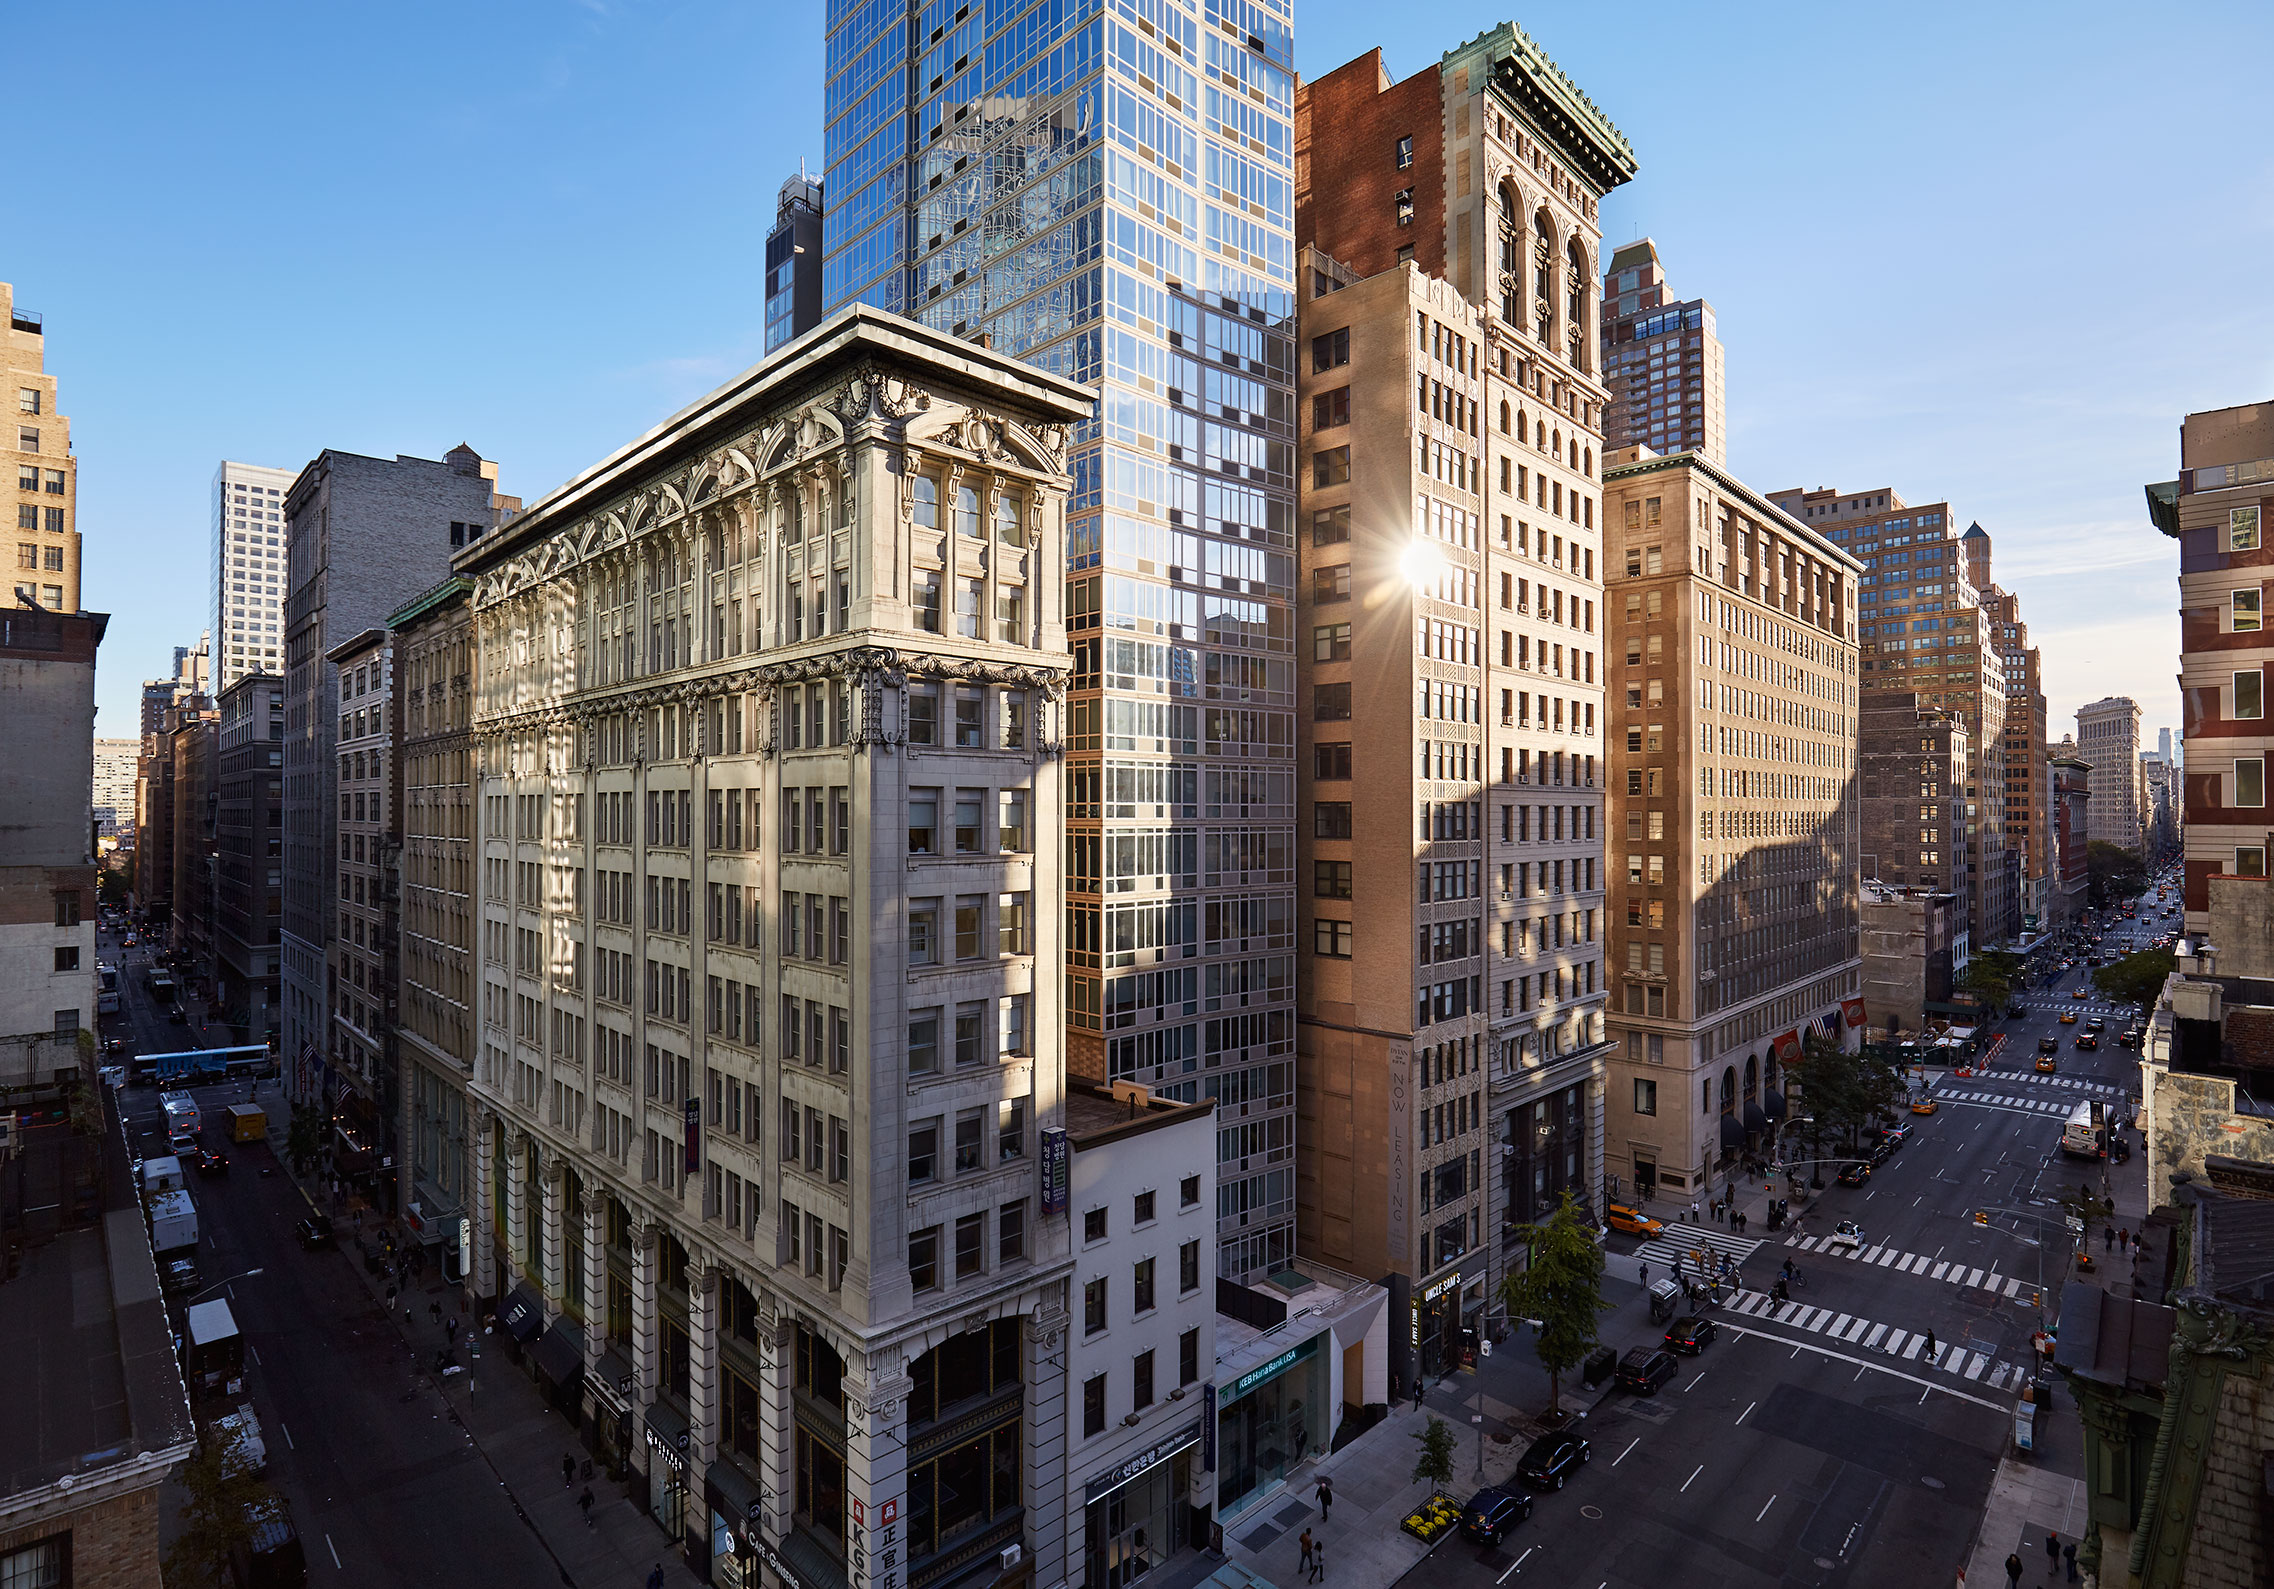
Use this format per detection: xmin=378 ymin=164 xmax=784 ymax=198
xmin=2078 ymin=696 xmax=2144 ymax=854
xmin=455 ymin=309 xmax=1099 ymax=1585
xmin=1295 ymin=22 xmax=1632 ymax=1380
xmin=1600 ymin=448 xmax=1862 ymax=1204
xmin=5 ymin=283 xmax=79 ymax=614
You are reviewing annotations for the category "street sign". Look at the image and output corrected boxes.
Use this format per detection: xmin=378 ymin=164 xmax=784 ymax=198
xmin=2064 ymin=1215 xmax=2085 ymax=1234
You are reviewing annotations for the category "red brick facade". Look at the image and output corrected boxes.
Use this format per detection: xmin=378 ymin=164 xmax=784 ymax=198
xmin=0 ymin=1486 xmax=166 ymax=1589
xmin=1294 ymin=51 xmax=1444 ymax=279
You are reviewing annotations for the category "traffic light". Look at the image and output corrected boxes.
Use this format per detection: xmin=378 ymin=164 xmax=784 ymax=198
xmin=1975 ymin=1210 xmax=1990 ymax=1226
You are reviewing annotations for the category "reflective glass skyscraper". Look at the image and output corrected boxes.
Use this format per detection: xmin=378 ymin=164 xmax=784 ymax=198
xmin=824 ymin=0 xmax=1299 ymax=1280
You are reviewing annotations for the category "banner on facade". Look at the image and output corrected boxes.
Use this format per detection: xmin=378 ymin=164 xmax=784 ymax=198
xmin=1841 ymin=998 xmax=1868 ymax=1028
xmin=684 ymin=1095 xmax=701 ymax=1175
xmin=1040 ymin=1127 xmax=1070 ymax=1213
xmin=1773 ymin=1029 xmax=1802 ymax=1064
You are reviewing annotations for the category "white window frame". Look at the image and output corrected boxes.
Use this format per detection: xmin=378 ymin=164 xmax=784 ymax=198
xmin=2235 ymin=757 xmax=2266 ymax=809
xmin=2234 ymin=588 xmax=2262 ymax=632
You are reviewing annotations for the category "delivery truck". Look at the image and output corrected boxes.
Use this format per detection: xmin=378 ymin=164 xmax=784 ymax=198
xmin=228 ymin=1103 xmax=266 ymax=1142
xmin=149 ymin=1187 xmax=198 ymax=1257
xmin=141 ymin=1154 xmax=186 ymax=1197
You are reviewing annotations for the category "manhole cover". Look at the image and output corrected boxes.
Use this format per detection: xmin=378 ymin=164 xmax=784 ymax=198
xmin=1580 ymin=1505 xmax=1603 ymax=1520
xmin=1921 ymin=1477 xmax=1946 ymax=1490
xmin=1814 ymin=1559 xmax=1836 ymax=1570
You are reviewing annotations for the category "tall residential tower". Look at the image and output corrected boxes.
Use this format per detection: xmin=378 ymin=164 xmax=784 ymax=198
xmin=1598 ymin=239 xmax=1725 ymax=467
xmin=213 ymin=461 xmax=300 ymax=689
xmin=823 ymin=0 xmax=1303 ymax=1279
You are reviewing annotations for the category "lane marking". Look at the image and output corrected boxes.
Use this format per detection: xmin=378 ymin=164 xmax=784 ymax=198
xmin=1735 ymin=1400 xmax=1755 ymax=1425
xmin=1683 ymin=1370 xmax=1705 ymax=1393
xmin=1612 ymin=1437 xmax=1639 ymax=1466
xmin=280 ymin=1422 xmax=293 ymax=1450
xmin=1755 ymin=1494 xmax=1777 ymax=1523
xmin=1680 ymin=1464 xmax=1704 ymax=1492
xmin=326 ymin=1535 xmax=341 ymax=1570
xmin=1496 ymin=1547 xmax=1532 ymax=1584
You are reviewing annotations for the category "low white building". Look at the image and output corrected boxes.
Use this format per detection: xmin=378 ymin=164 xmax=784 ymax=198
xmin=1061 ymin=1083 xmax=1216 ymax=1589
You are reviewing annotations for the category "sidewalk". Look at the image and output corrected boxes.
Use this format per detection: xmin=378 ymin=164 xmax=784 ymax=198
xmin=257 ymin=1078 xmax=704 ymax=1588
xmin=1958 ymin=1456 xmax=2087 ymax=1589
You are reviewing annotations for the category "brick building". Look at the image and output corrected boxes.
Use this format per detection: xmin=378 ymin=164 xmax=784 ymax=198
xmin=2049 ymin=738 xmax=2091 ymax=922
xmin=1598 ymin=238 xmax=1726 ymax=467
xmin=5 ymin=282 xmax=80 ymax=613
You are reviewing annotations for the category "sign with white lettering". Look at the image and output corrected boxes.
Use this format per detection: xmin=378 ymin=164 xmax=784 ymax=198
xmin=1084 ymin=1419 xmax=1204 ymax=1501
xmin=1040 ymin=1127 xmax=1070 ymax=1214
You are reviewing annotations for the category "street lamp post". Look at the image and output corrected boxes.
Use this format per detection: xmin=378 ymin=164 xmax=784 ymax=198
xmin=182 ymin=1267 xmax=265 ymax=1304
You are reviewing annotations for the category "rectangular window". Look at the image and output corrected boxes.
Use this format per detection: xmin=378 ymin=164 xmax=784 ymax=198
xmin=1313 ymin=860 xmax=1352 ymax=898
xmin=1312 ymin=622 xmax=1351 ymax=661
xmin=1311 ymin=506 xmax=1350 ymax=546
xmin=908 ymin=1009 xmax=941 ymax=1073
xmin=955 ymin=1213 xmax=984 ymax=1278
xmin=1313 ymin=742 xmax=1351 ymax=779
xmin=1312 ymin=388 xmax=1350 ymax=430
xmin=955 ymin=896 xmax=983 ymax=960
xmin=1084 ymin=1373 xmax=1107 ymax=1435
xmin=1180 ymin=1238 xmax=1200 ymax=1294
xmin=999 ymin=1199 xmax=1027 ymax=1265
xmin=2238 ymin=670 xmax=2264 ymax=721
xmin=1395 ymin=134 xmax=1414 ymax=169
xmin=2236 ymin=589 xmax=2262 ymax=632
xmin=2238 ymin=846 xmax=2267 ymax=879
xmin=1313 ymin=802 xmax=1352 ymax=839
xmin=1084 ymin=1276 xmax=1107 ymax=1334
xmin=908 ymin=682 xmax=938 ymax=744
xmin=1312 ymin=683 xmax=1351 ymax=721
xmin=1633 ymin=1077 xmax=1657 ymax=1115
xmin=1313 ymin=564 xmax=1350 ymax=602
xmin=999 ymin=788 xmax=1028 ymax=852
xmin=1133 ymin=1348 xmax=1155 ymax=1409
xmin=1313 ymin=446 xmax=1351 ymax=487
xmin=909 ymin=1226 xmax=940 ymax=1291
xmin=908 ymin=1121 xmax=939 ymax=1184
xmin=1180 ymin=1327 xmax=1200 ymax=1386
xmin=908 ymin=790 xmax=938 ymax=854
xmin=2233 ymin=505 xmax=2262 ymax=552
xmin=1311 ymin=327 xmax=1349 ymax=372
xmin=1314 ymin=918 xmax=1353 ymax=957
xmin=2236 ymin=758 xmax=2265 ymax=809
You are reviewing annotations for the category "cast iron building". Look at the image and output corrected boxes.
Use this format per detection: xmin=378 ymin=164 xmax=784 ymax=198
xmin=280 ymin=445 xmax=515 ymax=1137
xmin=822 ymin=0 xmax=1302 ymax=1280
xmin=453 ymin=309 xmax=1094 ymax=1589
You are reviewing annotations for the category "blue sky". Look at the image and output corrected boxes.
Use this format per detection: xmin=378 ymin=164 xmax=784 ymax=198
xmin=22 ymin=1 xmax=2273 ymax=752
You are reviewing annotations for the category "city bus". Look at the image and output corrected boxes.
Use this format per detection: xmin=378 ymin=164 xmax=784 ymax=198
xmin=131 ymin=1046 xmax=276 ymax=1086
xmin=96 ymin=964 xmax=120 ymax=1015
xmin=2060 ymin=1100 xmax=2105 ymax=1159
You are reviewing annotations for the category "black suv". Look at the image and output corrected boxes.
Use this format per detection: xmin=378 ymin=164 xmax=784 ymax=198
xmin=1616 ymin=1347 xmax=1678 ymax=1395
xmin=293 ymin=1213 xmax=336 ymax=1251
xmin=1514 ymin=1429 xmax=1590 ymax=1490
xmin=1459 ymin=1486 xmax=1534 ymax=1545
xmin=1837 ymin=1160 xmax=1873 ymax=1186
xmin=1662 ymin=1315 xmax=1717 ymax=1356
xmin=2038 ymin=1036 xmax=2060 ymax=1055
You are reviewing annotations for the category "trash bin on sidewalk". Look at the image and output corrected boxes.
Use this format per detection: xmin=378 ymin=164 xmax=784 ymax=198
xmin=1647 ymin=1279 xmax=1681 ymax=1324
xmin=1581 ymin=1346 xmax=1618 ymax=1388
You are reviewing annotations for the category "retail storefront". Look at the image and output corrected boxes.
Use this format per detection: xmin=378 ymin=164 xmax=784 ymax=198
xmin=645 ymin=1400 xmax=693 ymax=1556
xmin=1215 ymin=1337 xmax=1323 ymax=1522
xmin=705 ymin=1458 xmax=766 ymax=1589
xmin=585 ymin=1345 xmax=635 ymax=1475
xmin=1081 ymin=1419 xmax=1201 ymax=1589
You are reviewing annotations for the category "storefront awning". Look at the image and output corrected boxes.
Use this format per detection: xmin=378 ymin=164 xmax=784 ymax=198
xmin=1762 ymin=1088 xmax=1787 ymax=1123
xmin=645 ymin=1399 xmax=691 ymax=1473
xmin=706 ymin=1457 xmax=766 ymax=1526
xmin=496 ymin=1284 xmax=544 ymax=1343
xmin=1719 ymin=1112 xmax=1746 ymax=1148
xmin=589 ymin=1344 xmax=635 ymax=1415
xmin=532 ymin=1318 xmax=584 ymax=1388
xmin=1742 ymin=1100 xmax=1768 ymax=1133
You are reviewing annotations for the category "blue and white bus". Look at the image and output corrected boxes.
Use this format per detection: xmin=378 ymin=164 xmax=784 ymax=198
xmin=132 ymin=1046 xmax=276 ymax=1086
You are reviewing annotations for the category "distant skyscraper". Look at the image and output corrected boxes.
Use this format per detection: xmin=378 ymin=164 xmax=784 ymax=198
xmin=823 ymin=0 xmax=1302 ymax=1280
xmin=213 ymin=461 xmax=298 ymax=689
xmin=2077 ymin=695 xmax=2144 ymax=854
xmin=5 ymin=281 xmax=81 ymax=613
xmin=764 ymin=171 xmax=824 ymax=353
xmin=2161 ymin=726 xmax=2173 ymax=763
xmin=92 ymin=736 xmax=138 ymax=837
xmin=1599 ymin=239 xmax=1726 ymax=465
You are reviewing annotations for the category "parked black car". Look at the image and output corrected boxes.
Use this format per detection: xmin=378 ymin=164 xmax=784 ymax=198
xmin=193 ymin=1147 xmax=229 ymax=1178
xmin=1458 ymin=1486 xmax=1534 ymax=1545
xmin=1662 ymin=1315 xmax=1717 ymax=1356
xmin=1514 ymin=1429 xmax=1590 ymax=1490
xmin=1837 ymin=1160 xmax=1873 ymax=1186
xmin=1616 ymin=1347 xmax=1678 ymax=1395
xmin=293 ymin=1214 xmax=336 ymax=1251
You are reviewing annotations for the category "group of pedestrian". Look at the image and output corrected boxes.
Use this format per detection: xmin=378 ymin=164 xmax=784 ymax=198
xmin=2101 ymin=1225 xmax=2133 ymax=1254
xmin=2004 ymin=1529 xmax=2079 ymax=1584
xmin=1295 ymin=1478 xmax=1333 ymax=1583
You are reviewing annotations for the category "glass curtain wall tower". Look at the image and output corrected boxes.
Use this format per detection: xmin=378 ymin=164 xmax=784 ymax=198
xmin=823 ymin=0 xmax=1300 ymax=1280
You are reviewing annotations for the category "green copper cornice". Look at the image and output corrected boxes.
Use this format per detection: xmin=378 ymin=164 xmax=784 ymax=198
xmin=1444 ymin=23 xmax=1638 ymax=195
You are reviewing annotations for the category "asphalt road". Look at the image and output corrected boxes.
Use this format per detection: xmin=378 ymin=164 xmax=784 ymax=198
xmin=103 ymin=922 xmax=566 ymax=1587
xmin=1400 ymin=877 xmax=2172 ymax=1589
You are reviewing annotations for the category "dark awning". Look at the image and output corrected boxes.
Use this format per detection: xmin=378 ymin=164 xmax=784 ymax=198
xmin=589 ymin=1344 xmax=635 ymax=1414
xmin=645 ymin=1399 xmax=691 ymax=1473
xmin=1719 ymin=1112 xmax=1746 ymax=1147
xmin=533 ymin=1318 xmax=584 ymax=1387
xmin=707 ymin=1458 xmax=766 ymax=1526
xmin=1742 ymin=1100 xmax=1769 ymax=1133
xmin=496 ymin=1284 xmax=544 ymax=1343
xmin=1762 ymin=1088 xmax=1787 ymax=1122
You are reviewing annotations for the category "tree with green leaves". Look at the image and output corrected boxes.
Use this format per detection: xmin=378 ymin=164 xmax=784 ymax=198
xmin=163 ymin=1421 xmax=272 ymax=1588
xmin=1789 ymin=1031 xmax=1902 ymax=1153
xmin=285 ymin=1101 xmax=325 ymax=1178
xmin=1957 ymin=949 xmax=2024 ymax=1015
xmin=2086 ymin=841 xmax=2148 ymax=910
xmin=2094 ymin=948 xmax=2174 ymax=1012
xmin=1411 ymin=1415 xmax=1457 ymax=1492
xmin=1499 ymin=1189 xmax=1610 ymax=1414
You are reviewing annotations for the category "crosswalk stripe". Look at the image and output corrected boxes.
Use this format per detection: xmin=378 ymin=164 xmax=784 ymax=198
xmin=1843 ymin=1317 xmax=1872 ymax=1342
xmin=1827 ymin=1313 xmax=1851 ymax=1335
xmin=1964 ymin=1266 xmax=1984 ymax=1287
xmin=1931 ymin=1261 xmax=1950 ymax=1280
xmin=1902 ymin=1335 xmax=1924 ymax=1359
xmin=2002 ymin=1277 xmax=2022 ymax=1298
xmin=1963 ymin=1353 xmax=1988 ymax=1380
xmin=1876 ymin=1249 xmax=1899 ymax=1267
xmin=1863 ymin=1323 xmax=1888 ymax=1349
xmin=1884 ymin=1330 xmax=1910 ymax=1356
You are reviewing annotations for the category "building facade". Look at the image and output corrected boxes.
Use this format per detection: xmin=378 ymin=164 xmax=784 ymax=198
xmin=1296 ymin=25 xmax=1635 ymax=1363
xmin=328 ymin=627 xmax=399 ymax=1208
xmin=1598 ymin=238 xmax=1725 ymax=467
xmin=0 ymin=608 xmax=105 ymax=1069
xmin=166 ymin=698 xmax=219 ymax=971
xmin=1769 ymin=485 xmax=2013 ymax=949
xmin=2078 ymin=696 xmax=2144 ymax=856
xmin=454 ymin=310 xmax=1094 ymax=1588
xmin=1858 ymin=689 xmax=1969 ymax=938
xmin=392 ymin=577 xmax=479 ymax=1277
xmin=1600 ymin=448 xmax=1861 ymax=1206
xmin=92 ymin=736 xmax=137 ymax=839
xmin=1967 ymin=523 xmax=2051 ymax=936
xmin=212 ymin=461 xmax=300 ymax=690
xmin=2150 ymin=401 xmax=2274 ymax=932
xmin=1857 ymin=884 xmax=1956 ymax=1039
xmin=823 ymin=0 xmax=1303 ymax=1281
xmin=280 ymin=445 xmax=513 ymax=1117
xmin=2049 ymin=738 xmax=2091 ymax=922
xmin=5 ymin=283 xmax=80 ymax=614
xmin=765 ymin=173 xmax=825 ymax=355
xmin=213 ymin=673 xmax=284 ymax=1046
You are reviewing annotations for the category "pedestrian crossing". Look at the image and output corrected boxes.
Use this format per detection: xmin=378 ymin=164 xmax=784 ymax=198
xmin=1720 ymin=1288 xmax=2037 ymax=1392
xmin=2015 ymin=999 xmax=2131 ymax=1018
xmin=1631 ymin=1220 xmax=1764 ymax=1277
xmin=1782 ymin=1232 xmax=2040 ymax=1301
xmin=1948 ymin=1071 xmax=2130 ymax=1099
xmin=1934 ymin=1089 xmax=2102 ymax=1119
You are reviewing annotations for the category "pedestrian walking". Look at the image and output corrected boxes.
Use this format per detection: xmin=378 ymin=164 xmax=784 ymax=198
xmin=2119 ymin=1227 xmax=2130 ymax=1252
xmin=579 ymin=1485 xmax=595 ymax=1528
xmin=563 ymin=1453 xmax=577 ymax=1489
xmin=1638 ymin=1262 xmax=1649 ymax=1289
xmin=1924 ymin=1328 xmax=1938 ymax=1363
xmin=1297 ymin=1528 xmax=1314 ymax=1574
xmin=1735 ymin=1210 xmax=1747 ymax=1235
xmin=648 ymin=1565 xmax=666 ymax=1589
xmin=2104 ymin=1225 xmax=2115 ymax=1252
xmin=1308 ymin=1539 xmax=1326 ymax=1585
xmin=1690 ymin=1200 xmax=1699 ymax=1224
xmin=2004 ymin=1552 xmax=2023 ymax=1588
xmin=1314 ymin=1475 xmax=1333 ymax=1519
xmin=384 ymin=1284 xmax=397 ymax=1313
xmin=2045 ymin=1530 xmax=2061 ymax=1568
xmin=2063 ymin=1541 xmax=2078 ymax=1581
xmin=447 ymin=1316 xmax=460 ymax=1345
xmin=430 ymin=1300 xmax=443 ymax=1326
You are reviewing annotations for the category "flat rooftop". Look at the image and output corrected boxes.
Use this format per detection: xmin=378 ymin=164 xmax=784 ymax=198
xmin=1215 ymin=1257 xmax=1385 ymax=1386
xmin=0 ymin=1094 xmax=195 ymax=1500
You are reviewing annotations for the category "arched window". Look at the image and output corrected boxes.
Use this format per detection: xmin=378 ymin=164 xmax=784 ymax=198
xmin=1533 ymin=209 xmax=1556 ymax=345
xmin=1566 ymin=239 xmax=1590 ymax=369
xmin=1516 ymin=410 xmax=1528 ymax=444
xmin=1499 ymin=400 xmax=1511 ymax=434
xmin=1743 ymin=1055 xmax=1758 ymax=1103
xmin=1498 ymin=185 xmax=1522 ymax=326
xmin=1583 ymin=446 xmax=1593 ymax=477
xmin=1551 ymin=427 xmax=1562 ymax=462
xmin=1719 ymin=1068 xmax=1736 ymax=1112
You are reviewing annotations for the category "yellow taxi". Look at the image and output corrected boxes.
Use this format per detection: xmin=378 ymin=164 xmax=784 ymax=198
xmin=2059 ymin=1011 xmax=2079 ymax=1024
xmin=2071 ymin=988 xmax=2090 ymax=999
xmin=1606 ymin=1203 xmax=1666 ymax=1238
xmin=2035 ymin=1053 xmax=2058 ymax=1073
xmin=1910 ymin=1096 xmax=1939 ymax=1115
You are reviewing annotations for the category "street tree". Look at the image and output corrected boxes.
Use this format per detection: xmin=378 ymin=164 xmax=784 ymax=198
xmin=1957 ymin=949 xmax=2024 ymax=1014
xmin=284 ymin=1102 xmax=325 ymax=1178
xmin=2094 ymin=948 xmax=2175 ymax=1012
xmin=1789 ymin=1031 xmax=1901 ymax=1155
xmin=163 ymin=1422 xmax=271 ymax=1588
xmin=1498 ymin=1189 xmax=1610 ymax=1414
xmin=1411 ymin=1416 xmax=1458 ymax=1492
xmin=2086 ymin=841 xmax=2148 ymax=910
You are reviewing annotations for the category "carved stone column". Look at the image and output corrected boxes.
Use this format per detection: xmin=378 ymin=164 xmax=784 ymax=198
xmin=633 ymin=1222 xmax=661 ymax=1410
xmin=842 ymin=1345 xmax=913 ymax=1589
xmin=582 ymin=1197 xmax=609 ymax=1355
xmin=757 ymin=1311 xmax=795 ymax=1547
xmin=1023 ymin=1302 xmax=1071 ymax=1589
xmin=541 ymin=1161 xmax=567 ymax=1312
xmin=689 ymin=1262 xmax=722 ymax=1471
xmin=470 ymin=1109 xmax=497 ymax=1302
xmin=505 ymin=1131 xmax=532 ymax=1288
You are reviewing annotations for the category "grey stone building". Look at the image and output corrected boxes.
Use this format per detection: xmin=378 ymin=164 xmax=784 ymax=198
xmin=280 ymin=444 xmax=515 ymax=1188
xmin=213 ymin=672 xmax=284 ymax=1044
